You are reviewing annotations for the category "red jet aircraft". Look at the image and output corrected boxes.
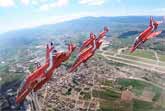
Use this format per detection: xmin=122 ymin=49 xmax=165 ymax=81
xmin=68 ymin=27 xmax=109 ymax=72
xmin=16 ymin=42 xmax=76 ymax=103
xmin=130 ymin=17 xmax=162 ymax=53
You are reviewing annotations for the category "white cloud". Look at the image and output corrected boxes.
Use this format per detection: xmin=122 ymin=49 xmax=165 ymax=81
xmin=79 ymin=0 xmax=105 ymax=6
xmin=128 ymin=8 xmax=165 ymax=16
xmin=0 ymin=0 xmax=15 ymax=7
xmin=40 ymin=0 xmax=69 ymax=11
xmin=21 ymin=0 xmax=30 ymax=5
xmin=31 ymin=0 xmax=38 ymax=5
xmin=39 ymin=4 xmax=49 ymax=11
xmin=48 ymin=12 xmax=97 ymax=23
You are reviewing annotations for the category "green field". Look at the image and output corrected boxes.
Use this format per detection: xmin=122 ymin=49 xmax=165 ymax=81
xmin=95 ymin=79 xmax=165 ymax=111
xmin=159 ymin=54 xmax=165 ymax=62
xmin=124 ymin=49 xmax=156 ymax=60
xmin=0 ymin=63 xmax=25 ymax=85
xmin=117 ymin=79 xmax=162 ymax=97
xmin=93 ymin=89 xmax=121 ymax=101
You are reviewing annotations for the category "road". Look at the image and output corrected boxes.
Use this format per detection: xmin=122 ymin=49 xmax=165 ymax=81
xmin=150 ymin=50 xmax=160 ymax=66
xmin=74 ymin=88 xmax=82 ymax=110
xmin=99 ymin=42 xmax=165 ymax=74
xmin=87 ymin=72 xmax=96 ymax=111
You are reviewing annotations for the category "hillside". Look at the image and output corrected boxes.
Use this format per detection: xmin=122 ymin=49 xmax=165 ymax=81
xmin=0 ymin=16 xmax=164 ymax=47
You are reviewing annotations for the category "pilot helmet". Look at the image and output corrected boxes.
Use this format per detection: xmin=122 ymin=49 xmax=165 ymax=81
xmin=50 ymin=41 xmax=54 ymax=46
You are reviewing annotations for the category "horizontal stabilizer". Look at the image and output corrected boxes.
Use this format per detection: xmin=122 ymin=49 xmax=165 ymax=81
xmin=147 ymin=31 xmax=162 ymax=39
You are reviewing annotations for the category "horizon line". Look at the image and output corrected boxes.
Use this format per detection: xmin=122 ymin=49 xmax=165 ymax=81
xmin=0 ymin=15 xmax=164 ymax=35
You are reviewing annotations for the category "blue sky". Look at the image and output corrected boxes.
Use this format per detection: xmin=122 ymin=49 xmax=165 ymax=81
xmin=0 ymin=0 xmax=165 ymax=33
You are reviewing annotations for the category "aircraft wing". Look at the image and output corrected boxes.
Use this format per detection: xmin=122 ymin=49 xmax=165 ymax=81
xmin=147 ymin=31 xmax=162 ymax=39
xmin=69 ymin=52 xmax=93 ymax=72
xmin=157 ymin=21 xmax=163 ymax=25
xmin=81 ymin=39 xmax=92 ymax=49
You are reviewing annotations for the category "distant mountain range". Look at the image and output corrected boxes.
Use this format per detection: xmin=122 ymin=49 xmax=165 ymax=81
xmin=0 ymin=16 xmax=164 ymax=48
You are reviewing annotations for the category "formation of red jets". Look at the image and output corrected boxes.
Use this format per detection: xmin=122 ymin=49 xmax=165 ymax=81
xmin=68 ymin=27 xmax=109 ymax=72
xmin=16 ymin=16 xmax=164 ymax=104
xmin=16 ymin=43 xmax=76 ymax=103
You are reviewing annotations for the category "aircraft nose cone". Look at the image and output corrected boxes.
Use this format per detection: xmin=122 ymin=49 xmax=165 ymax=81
xmin=16 ymin=96 xmax=21 ymax=104
xmin=130 ymin=47 xmax=135 ymax=53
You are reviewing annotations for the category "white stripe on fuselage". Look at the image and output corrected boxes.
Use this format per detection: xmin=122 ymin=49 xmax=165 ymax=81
xmin=45 ymin=48 xmax=56 ymax=73
xmin=151 ymin=20 xmax=155 ymax=31
xmin=92 ymin=39 xmax=96 ymax=51
xmin=134 ymin=36 xmax=139 ymax=44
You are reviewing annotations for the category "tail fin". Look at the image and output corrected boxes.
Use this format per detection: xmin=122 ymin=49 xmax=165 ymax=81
xmin=150 ymin=16 xmax=163 ymax=25
xmin=97 ymin=27 xmax=109 ymax=42
xmin=149 ymin=16 xmax=154 ymax=26
xmin=80 ymin=32 xmax=95 ymax=52
xmin=46 ymin=42 xmax=55 ymax=62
